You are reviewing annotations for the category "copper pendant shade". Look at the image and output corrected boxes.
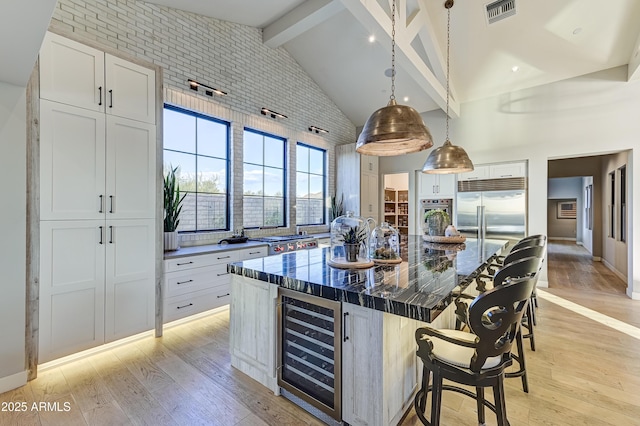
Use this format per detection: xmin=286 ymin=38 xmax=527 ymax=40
xmin=356 ymin=0 xmax=433 ymax=156
xmin=356 ymin=99 xmax=433 ymax=156
xmin=422 ymin=0 xmax=473 ymax=174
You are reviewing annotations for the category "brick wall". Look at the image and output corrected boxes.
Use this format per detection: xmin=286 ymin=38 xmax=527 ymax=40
xmin=51 ymin=0 xmax=355 ymax=245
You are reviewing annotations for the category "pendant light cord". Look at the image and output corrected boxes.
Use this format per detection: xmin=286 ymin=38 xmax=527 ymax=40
xmin=445 ymin=2 xmax=451 ymax=142
xmin=390 ymin=0 xmax=396 ymax=101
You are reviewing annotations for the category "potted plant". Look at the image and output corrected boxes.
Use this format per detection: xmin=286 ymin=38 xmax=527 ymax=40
xmin=340 ymin=225 xmax=367 ymax=262
xmin=424 ymin=209 xmax=450 ymax=237
xmin=164 ymin=165 xmax=186 ymax=251
xmin=330 ymin=193 xmax=344 ymax=222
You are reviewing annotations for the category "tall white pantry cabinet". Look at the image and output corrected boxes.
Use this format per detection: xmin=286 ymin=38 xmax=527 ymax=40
xmin=38 ymin=32 xmax=157 ymax=362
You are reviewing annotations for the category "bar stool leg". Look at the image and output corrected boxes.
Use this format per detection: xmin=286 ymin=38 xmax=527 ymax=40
xmin=431 ymin=370 xmax=443 ymax=425
xmin=493 ymin=377 xmax=508 ymax=426
xmin=476 ymin=386 xmax=485 ymax=425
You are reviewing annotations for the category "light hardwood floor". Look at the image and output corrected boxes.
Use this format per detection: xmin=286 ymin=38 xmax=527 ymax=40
xmin=2 ymin=243 xmax=639 ymax=426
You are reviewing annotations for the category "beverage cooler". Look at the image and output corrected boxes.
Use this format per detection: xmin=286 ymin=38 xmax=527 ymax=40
xmin=277 ymin=288 xmax=342 ymax=421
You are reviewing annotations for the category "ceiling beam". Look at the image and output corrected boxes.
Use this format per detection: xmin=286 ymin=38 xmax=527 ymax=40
xmin=339 ymin=0 xmax=458 ymax=117
xmin=263 ymin=0 xmax=345 ymax=48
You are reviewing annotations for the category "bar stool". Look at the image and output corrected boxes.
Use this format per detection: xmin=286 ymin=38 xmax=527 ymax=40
xmin=415 ymin=277 xmax=536 ymax=426
xmin=454 ymin=256 xmax=542 ymax=393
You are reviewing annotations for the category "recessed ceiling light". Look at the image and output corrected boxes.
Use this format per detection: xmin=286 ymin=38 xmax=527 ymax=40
xmin=403 ymin=96 xmax=409 ymax=102
xmin=511 ymin=65 xmax=519 ymax=72
xmin=368 ymin=34 xmax=375 ymax=43
xmin=573 ymin=27 xmax=582 ymax=35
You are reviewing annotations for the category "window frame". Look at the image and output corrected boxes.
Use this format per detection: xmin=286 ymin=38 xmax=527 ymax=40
xmin=163 ymin=104 xmax=231 ymax=233
xmin=295 ymin=142 xmax=327 ymax=226
xmin=242 ymin=127 xmax=287 ymax=229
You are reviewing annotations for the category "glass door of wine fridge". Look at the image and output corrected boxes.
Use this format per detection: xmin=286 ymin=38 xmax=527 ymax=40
xmin=277 ymin=288 xmax=342 ymax=421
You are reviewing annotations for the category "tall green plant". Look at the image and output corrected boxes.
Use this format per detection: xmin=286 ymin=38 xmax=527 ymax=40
xmin=330 ymin=193 xmax=344 ymax=221
xmin=164 ymin=165 xmax=186 ymax=232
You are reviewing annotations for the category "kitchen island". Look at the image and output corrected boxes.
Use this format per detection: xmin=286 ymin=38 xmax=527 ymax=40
xmin=228 ymin=237 xmax=507 ymax=426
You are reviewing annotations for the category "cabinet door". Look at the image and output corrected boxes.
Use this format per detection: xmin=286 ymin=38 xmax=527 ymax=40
xmin=342 ymin=303 xmax=383 ymax=426
xmin=360 ymin=154 xmax=379 ymax=175
xmin=39 ymin=220 xmax=106 ymax=363
xmin=40 ymin=100 xmax=106 ymax=221
xmin=489 ymin=161 xmax=526 ymax=178
xmin=39 ymin=32 xmax=105 ymax=113
xmin=104 ymin=219 xmax=155 ymax=342
xmin=457 ymin=165 xmax=490 ymax=181
xmin=361 ymin=173 xmax=379 ymax=221
xmin=105 ymin=116 xmax=156 ymax=219
xmin=105 ymin=54 xmax=156 ymax=124
xmin=418 ymin=173 xmax=437 ymax=198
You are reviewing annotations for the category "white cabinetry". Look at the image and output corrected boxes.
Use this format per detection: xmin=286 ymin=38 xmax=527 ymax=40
xmin=457 ymin=161 xmax=527 ymax=182
xmin=360 ymin=154 xmax=379 ymax=222
xmin=38 ymin=32 xmax=157 ymax=362
xmin=163 ymin=246 xmax=269 ymax=324
xmin=40 ymin=32 xmax=155 ymax=124
xmin=230 ymin=275 xmax=279 ymax=393
xmin=418 ymin=173 xmax=456 ymax=198
xmin=457 ymin=165 xmax=490 ymax=181
xmin=342 ymin=303 xmax=421 ymax=426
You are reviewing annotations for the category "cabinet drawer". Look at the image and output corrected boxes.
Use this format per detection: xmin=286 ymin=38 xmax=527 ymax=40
xmin=163 ymin=285 xmax=231 ymax=323
xmin=164 ymin=263 xmax=231 ymax=298
xmin=164 ymin=250 xmax=240 ymax=272
xmin=239 ymin=246 xmax=269 ymax=260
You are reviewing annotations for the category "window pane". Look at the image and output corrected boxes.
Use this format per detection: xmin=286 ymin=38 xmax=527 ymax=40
xmin=309 ymin=175 xmax=323 ymax=199
xmin=264 ymin=136 xmax=284 ymax=168
xmin=309 ymin=148 xmax=324 ymax=174
xmin=296 ymin=198 xmax=308 ymax=224
xmin=164 ymin=151 xmax=196 ymax=192
xmin=197 ymin=193 xmax=227 ymax=230
xmin=177 ymin=192 xmax=196 ymax=232
xmin=164 ymin=108 xmax=195 ymax=152
xmin=309 ymin=199 xmax=324 ymax=224
xmin=264 ymin=166 xmax=284 ymax=196
xmin=243 ymin=196 xmax=263 ymax=228
xmin=198 ymin=157 xmax=227 ymax=194
xmin=297 ymin=145 xmax=309 ymax=172
xmin=244 ymin=131 xmax=264 ymax=164
xmin=244 ymin=164 xmax=263 ymax=195
xmin=296 ymin=172 xmax=309 ymax=198
xmin=264 ymin=197 xmax=284 ymax=226
xmin=197 ymin=118 xmax=227 ymax=159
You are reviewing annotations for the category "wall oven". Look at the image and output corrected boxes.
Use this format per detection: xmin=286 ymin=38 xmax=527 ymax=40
xmin=277 ymin=288 xmax=342 ymax=421
xmin=420 ymin=199 xmax=453 ymax=233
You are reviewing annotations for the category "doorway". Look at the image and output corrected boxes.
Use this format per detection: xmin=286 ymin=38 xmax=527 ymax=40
xmin=382 ymin=173 xmax=409 ymax=240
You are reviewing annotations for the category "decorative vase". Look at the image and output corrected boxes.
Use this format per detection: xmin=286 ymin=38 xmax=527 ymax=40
xmin=428 ymin=215 xmax=448 ymax=236
xmin=164 ymin=231 xmax=179 ymax=251
xmin=345 ymin=243 xmax=359 ymax=262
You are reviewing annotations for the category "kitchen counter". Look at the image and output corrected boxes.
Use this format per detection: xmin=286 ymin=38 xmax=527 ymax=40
xmin=229 ymin=236 xmax=507 ymax=322
xmin=163 ymin=240 xmax=268 ymax=260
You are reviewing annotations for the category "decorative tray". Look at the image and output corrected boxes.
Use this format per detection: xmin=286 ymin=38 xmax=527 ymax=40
xmin=372 ymin=257 xmax=403 ymax=265
xmin=422 ymin=234 xmax=467 ymax=243
xmin=327 ymin=258 xmax=375 ymax=269
xmin=423 ymin=242 xmax=466 ymax=252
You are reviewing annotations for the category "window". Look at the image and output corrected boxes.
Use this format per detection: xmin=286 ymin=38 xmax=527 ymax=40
xmin=296 ymin=143 xmax=326 ymax=225
xmin=243 ymin=129 xmax=286 ymax=228
xmin=620 ymin=165 xmax=626 ymax=242
xmin=163 ymin=105 xmax=230 ymax=232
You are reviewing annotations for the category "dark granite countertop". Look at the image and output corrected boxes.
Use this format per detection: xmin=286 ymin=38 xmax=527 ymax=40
xmin=228 ymin=236 xmax=507 ymax=322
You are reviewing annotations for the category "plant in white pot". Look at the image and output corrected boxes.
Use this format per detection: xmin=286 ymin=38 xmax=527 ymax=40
xmin=424 ymin=209 xmax=450 ymax=237
xmin=164 ymin=165 xmax=186 ymax=251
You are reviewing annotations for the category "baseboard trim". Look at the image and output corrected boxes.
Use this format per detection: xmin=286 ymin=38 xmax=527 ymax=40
xmin=0 ymin=370 xmax=27 ymax=394
xmin=537 ymin=280 xmax=549 ymax=288
xmin=602 ymin=259 xmax=627 ymax=283
xmin=548 ymin=237 xmax=577 ymax=241
xmin=629 ymin=290 xmax=640 ymax=300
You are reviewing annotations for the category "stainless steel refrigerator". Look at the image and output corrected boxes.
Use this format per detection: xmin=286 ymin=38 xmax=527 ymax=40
xmin=456 ymin=178 xmax=527 ymax=243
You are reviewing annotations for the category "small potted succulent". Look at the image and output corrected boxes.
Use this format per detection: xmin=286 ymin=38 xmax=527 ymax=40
xmin=340 ymin=225 xmax=367 ymax=262
xmin=164 ymin=165 xmax=186 ymax=251
xmin=424 ymin=209 xmax=451 ymax=237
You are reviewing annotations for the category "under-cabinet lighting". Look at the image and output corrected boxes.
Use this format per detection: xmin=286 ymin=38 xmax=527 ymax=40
xmin=261 ymin=107 xmax=287 ymax=119
xmin=308 ymin=125 xmax=329 ymax=134
xmin=188 ymin=79 xmax=227 ymax=97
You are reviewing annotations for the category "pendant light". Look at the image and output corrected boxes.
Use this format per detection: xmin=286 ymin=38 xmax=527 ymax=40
xmin=356 ymin=0 xmax=433 ymax=156
xmin=422 ymin=0 xmax=473 ymax=174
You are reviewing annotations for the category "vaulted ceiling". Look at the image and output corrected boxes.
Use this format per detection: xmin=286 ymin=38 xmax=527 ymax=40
xmin=145 ymin=0 xmax=640 ymax=126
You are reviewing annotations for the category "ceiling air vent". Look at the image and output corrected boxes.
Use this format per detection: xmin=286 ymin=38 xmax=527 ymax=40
xmin=485 ymin=0 xmax=516 ymax=25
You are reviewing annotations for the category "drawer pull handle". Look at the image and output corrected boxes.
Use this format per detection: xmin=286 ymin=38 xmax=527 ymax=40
xmin=217 ymin=255 xmax=231 ymax=260
xmin=217 ymin=293 xmax=230 ymax=299
xmin=343 ymin=312 xmax=349 ymax=342
xmin=177 ymin=303 xmax=193 ymax=309
xmin=99 ymin=195 xmax=104 ymax=213
xmin=176 ymin=261 xmax=194 ymax=266
xmin=108 ymin=89 xmax=113 ymax=108
xmin=177 ymin=279 xmax=193 ymax=285
xmin=217 ymin=272 xmax=230 ymax=276
xmin=98 ymin=86 xmax=102 ymax=106
xmin=249 ymin=251 xmax=261 ymax=255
